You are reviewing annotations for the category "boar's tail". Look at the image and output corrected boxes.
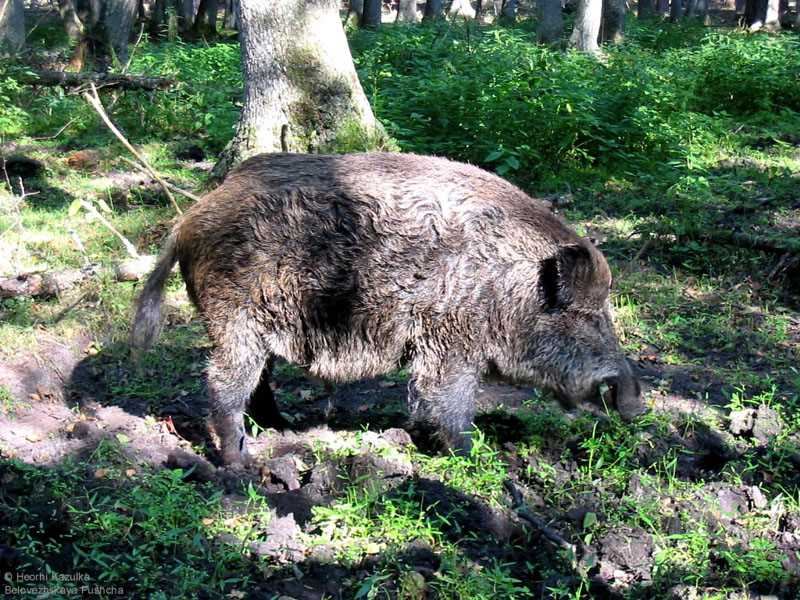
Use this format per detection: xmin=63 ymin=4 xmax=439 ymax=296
xmin=130 ymin=230 xmax=179 ymax=359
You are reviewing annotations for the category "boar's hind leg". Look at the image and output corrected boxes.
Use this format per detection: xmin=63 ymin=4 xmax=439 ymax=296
xmin=246 ymin=358 xmax=289 ymax=430
xmin=206 ymin=317 xmax=268 ymax=467
xmin=408 ymin=361 xmax=479 ymax=453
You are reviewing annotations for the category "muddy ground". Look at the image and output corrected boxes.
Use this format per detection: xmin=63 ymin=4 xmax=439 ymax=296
xmin=1 ymin=325 xmax=798 ymax=599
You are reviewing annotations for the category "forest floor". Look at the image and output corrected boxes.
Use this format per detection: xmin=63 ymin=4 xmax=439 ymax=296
xmin=2 ymin=16 xmax=800 ymax=600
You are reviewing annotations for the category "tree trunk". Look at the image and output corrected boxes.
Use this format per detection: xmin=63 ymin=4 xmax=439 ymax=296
xmin=735 ymin=0 xmax=745 ymax=13
xmin=193 ymin=0 xmax=218 ymax=35
xmin=149 ymin=0 xmax=166 ymax=37
xmin=361 ymin=0 xmax=381 ymax=27
xmin=105 ymin=0 xmax=139 ymax=62
xmin=213 ymin=0 xmax=385 ymax=178
xmin=0 ymin=0 xmax=25 ymax=51
xmin=745 ymin=0 xmax=766 ymax=27
xmin=423 ymin=0 xmax=444 ymax=20
xmin=670 ymin=0 xmax=683 ymax=20
xmin=224 ymin=0 xmax=238 ymax=28
xmin=396 ymin=0 xmax=418 ymax=21
xmin=686 ymin=0 xmax=698 ymax=15
xmin=602 ymin=0 xmax=625 ymax=42
xmin=763 ymin=0 xmax=780 ymax=28
xmin=449 ymin=0 xmax=476 ymax=18
xmin=58 ymin=0 xmax=84 ymax=40
xmin=499 ymin=0 xmax=518 ymax=21
xmin=638 ymin=0 xmax=655 ymax=17
xmin=569 ymin=0 xmax=602 ymax=53
xmin=657 ymin=0 xmax=669 ymax=13
xmin=537 ymin=0 xmax=563 ymax=42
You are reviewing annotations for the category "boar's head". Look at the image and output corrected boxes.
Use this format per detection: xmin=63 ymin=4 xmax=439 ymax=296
xmin=503 ymin=241 xmax=645 ymax=420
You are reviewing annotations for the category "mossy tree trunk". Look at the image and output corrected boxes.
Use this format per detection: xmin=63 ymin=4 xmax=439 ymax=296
xmin=213 ymin=0 xmax=385 ymax=179
xmin=569 ymin=0 xmax=601 ymax=53
xmin=0 ymin=0 xmax=25 ymax=51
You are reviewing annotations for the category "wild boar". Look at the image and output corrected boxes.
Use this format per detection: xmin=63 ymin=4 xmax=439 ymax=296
xmin=132 ymin=153 xmax=644 ymax=466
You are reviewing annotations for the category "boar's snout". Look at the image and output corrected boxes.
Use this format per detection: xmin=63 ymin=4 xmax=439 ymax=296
xmin=599 ymin=360 xmax=646 ymax=421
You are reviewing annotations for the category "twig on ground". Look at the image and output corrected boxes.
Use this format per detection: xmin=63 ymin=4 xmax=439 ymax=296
xmin=81 ymin=83 xmax=183 ymax=215
xmin=78 ymin=199 xmax=139 ymax=259
xmin=31 ymin=118 xmax=78 ymax=141
xmin=504 ymin=479 xmax=578 ymax=567
xmin=120 ymin=157 xmax=202 ymax=203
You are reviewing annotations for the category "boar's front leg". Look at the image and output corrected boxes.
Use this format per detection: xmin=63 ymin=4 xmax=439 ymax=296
xmin=408 ymin=359 xmax=479 ymax=453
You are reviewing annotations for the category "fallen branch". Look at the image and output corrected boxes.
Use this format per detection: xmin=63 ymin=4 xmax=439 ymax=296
xmin=504 ymin=479 xmax=578 ymax=566
xmin=82 ymin=83 xmax=183 ymax=215
xmin=698 ymin=229 xmax=800 ymax=255
xmin=0 ymin=260 xmax=157 ymax=300
xmin=20 ymin=69 xmax=174 ymax=91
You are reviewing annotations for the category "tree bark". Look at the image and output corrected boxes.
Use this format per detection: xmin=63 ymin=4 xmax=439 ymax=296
xmin=58 ymin=0 xmax=84 ymax=40
xmin=0 ymin=0 xmax=25 ymax=51
xmin=569 ymin=0 xmax=602 ymax=53
xmin=735 ymin=0 xmax=745 ymax=13
xmin=499 ymin=0 xmax=518 ymax=22
xmin=744 ymin=0 xmax=766 ymax=27
xmin=361 ymin=0 xmax=381 ymax=26
xmin=105 ymin=0 xmax=139 ymax=62
xmin=213 ymin=0 xmax=384 ymax=178
xmin=602 ymin=0 xmax=625 ymax=43
xmin=763 ymin=0 xmax=780 ymax=28
xmin=224 ymin=0 xmax=238 ymax=28
xmin=638 ymin=0 xmax=655 ymax=17
xmin=670 ymin=0 xmax=683 ymax=20
xmin=537 ymin=0 xmax=563 ymax=43
xmin=449 ymin=0 xmax=476 ymax=18
xmin=657 ymin=0 xmax=669 ymax=13
xmin=396 ymin=0 xmax=418 ymax=21
xmin=193 ymin=0 xmax=218 ymax=35
xmin=423 ymin=0 xmax=444 ymax=20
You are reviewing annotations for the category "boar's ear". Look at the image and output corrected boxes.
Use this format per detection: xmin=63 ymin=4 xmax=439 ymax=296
xmin=538 ymin=244 xmax=597 ymax=310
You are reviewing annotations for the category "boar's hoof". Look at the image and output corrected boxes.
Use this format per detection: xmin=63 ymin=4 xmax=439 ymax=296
xmin=220 ymin=433 xmax=253 ymax=469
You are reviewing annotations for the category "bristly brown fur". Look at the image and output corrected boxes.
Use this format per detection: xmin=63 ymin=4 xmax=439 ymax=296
xmin=132 ymin=152 xmax=642 ymax=466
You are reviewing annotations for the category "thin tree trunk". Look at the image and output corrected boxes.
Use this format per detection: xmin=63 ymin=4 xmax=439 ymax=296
xmin=638 ymin=0 xmax=655 ymax=17
xmin=745 ymin=0 xmax=766 ymax=27
xmin=149 ymin=0 xmax=166 ymax=37
xmin=475 ymin=0 xmax=484 ymax=21
xmin=396 ymin=0 xmax=418 ymax=21
xmin=763 ymin=0 xmax=780 ymax=28
xmin=213 ymin=0 xmax=385 ymax=178
xmin=361 ymin=0 xmax=381 ymax=26
xmin=602 ymin=0 xmax=625 ymax=42
xmin=224 ymin=0 xmax=238 ymax=28
xmin=0 ymin=0 xmax=25 ymax=51
xmin=193 ymin=0 xmax=218 ymax=35
xmin=449 ymin=0 xmax=476 ymax=18
xmin=686 ymin=0 xmax=698 ymax=15
xmin=537 ymin=0 xmax=563 ymax=42
xmin=569 ymin=0 xmax=602 ymax=53
xmin=105 ymin=0 xmax=139 ymax=62
xmin=670 ymin=0 xmax=683 ymax=20
xmin=423 ymin=0 xmax=444 ymax=20
xmin=58 ymin=0 xmax=84 ymax=40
